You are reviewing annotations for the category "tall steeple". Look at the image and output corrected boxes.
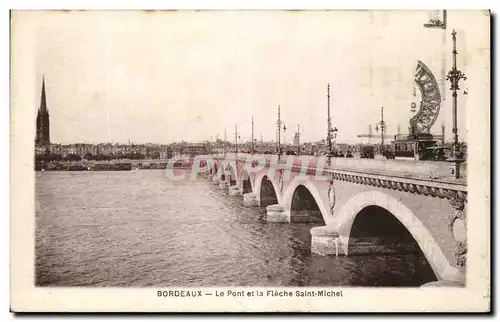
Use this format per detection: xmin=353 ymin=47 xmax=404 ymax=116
xmin=40 ymin=76 xmax=47 ymax=112
xmin=35 ymin=75 xmax=50 ymax=145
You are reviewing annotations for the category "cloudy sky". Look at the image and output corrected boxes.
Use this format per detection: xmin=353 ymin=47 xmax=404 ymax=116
xmin=30 ymin=10 xmax=488 ymax=144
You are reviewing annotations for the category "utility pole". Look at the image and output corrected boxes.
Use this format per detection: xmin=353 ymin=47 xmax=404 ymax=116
xmin=446 ymin=29 xmax=467 ymax=179
xmin=251 ymin=117 xmax=254 ymax=155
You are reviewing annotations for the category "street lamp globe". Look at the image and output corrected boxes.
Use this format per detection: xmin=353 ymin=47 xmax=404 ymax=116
xmin=332 ymin=127 xmax=338 ymax=138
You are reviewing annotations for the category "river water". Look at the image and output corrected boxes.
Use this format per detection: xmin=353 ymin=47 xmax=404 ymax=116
xmin=35 ymin=170 xmax=436 ymax=287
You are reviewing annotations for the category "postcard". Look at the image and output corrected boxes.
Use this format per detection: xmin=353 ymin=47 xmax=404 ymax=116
xmin=10 ymin=10 xmax=490 ymax=312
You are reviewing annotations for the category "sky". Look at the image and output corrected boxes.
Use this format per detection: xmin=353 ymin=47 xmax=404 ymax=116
xmin=31 ymin=10 xmax=489 ymax=144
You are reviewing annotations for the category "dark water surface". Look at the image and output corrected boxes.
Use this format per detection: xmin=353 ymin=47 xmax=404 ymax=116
xmin=36 ymin=170 xmax=436 ymax=287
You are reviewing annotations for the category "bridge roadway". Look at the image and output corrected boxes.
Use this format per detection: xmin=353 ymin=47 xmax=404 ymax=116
xmin=204 ymin=153 xmax=467 ymax=287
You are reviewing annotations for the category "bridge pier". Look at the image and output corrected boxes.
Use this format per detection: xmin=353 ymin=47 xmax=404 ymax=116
xmin=290 ymin=210 xmax=324 ymax=223
xmin=243 ymin=193 xmax=259 ymax=207
xmin=218 ymin=179 xmax=229 ymax=191
xmin=266 ymin=204 xmax=290 ymax=223
xmin=228 ymin=185 xmax=242 ymax=196
xmin=310 ymin=226 xmax=345 ymax=256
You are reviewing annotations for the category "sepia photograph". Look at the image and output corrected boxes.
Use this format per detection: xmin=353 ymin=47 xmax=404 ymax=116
xmin=10 ymin=9 xmax=490 ymax=312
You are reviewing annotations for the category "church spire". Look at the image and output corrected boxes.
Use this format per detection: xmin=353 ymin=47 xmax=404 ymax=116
xmin=36 ymin=75 xmax=50 ymax=145
xmin=40 ymin=75 xmax=47 ymax=113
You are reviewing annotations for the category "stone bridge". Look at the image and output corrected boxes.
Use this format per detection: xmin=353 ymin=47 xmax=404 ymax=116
xmin=204 ymin=153 xmax=467 ymax=286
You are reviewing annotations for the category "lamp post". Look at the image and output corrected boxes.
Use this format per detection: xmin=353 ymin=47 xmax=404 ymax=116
xmin=446 ymin=29 xmax=467 ymax=179
xmin=215 ymin=132 xmax=219 ymax=156
xmin=276 ymin=105 xmax=287 ymax=159
xmin=234 ymin=124 xmax=243 ymax=158
xmin=223 ymin=128 xmax=227 ymax=158
xmin=375 ymin=106 xmax=386 ymax=156
xmin=260 ymin=133 xmax=263 ymax=154
xmin=326 ymin=83 xmax=339 ymax=163
xmin=251 ymin=117 xmax=254 ymax=155
xmin=235 ymin=124 xmax=238 ymax=157
xmin=330 ymin=126 xmax=338 ymax=151
xmin=327 ymin=83 xmax=331 ymax=155
xmin=296 ymin=124 xmax=301 ymax=155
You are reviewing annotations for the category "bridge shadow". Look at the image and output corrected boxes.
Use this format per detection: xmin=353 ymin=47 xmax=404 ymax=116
xmin=259 ymin=176 xmax=278 ymax=207
xmin=290 ymin=185 xmax=325 ymax=224
xmin=242 ymin=177 xmax=252 ymax=194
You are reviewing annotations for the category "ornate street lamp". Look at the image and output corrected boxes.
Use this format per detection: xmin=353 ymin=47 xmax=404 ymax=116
xmin=375 ymin=106 xmax=386 ymax=156
xmin=251 ymin=117 xmax=254 ymax=155
xmin=326 ymin=83 xmax=339 ymax=161
xmin=328 ymin=126 xmax=338 ymax=154
xmin=276 ymin=105 xmax=287 ymax=158
xmin=446 ymin=29 xmax=467 ymax=179
xmin=235 ymin=124 xmax=239 ymax=157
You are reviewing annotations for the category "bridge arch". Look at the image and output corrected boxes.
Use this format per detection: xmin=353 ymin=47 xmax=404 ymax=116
xmin=212 ymin=162 xmax=219 ymax=176
xmin=240 ymin=169 xmax=253 ymax=194
xmin=282 ymin=178 xmax=330 ymax=225
xmin=224 ymin=162 xmax=238 ymax=186
xmin=213 ymin=161 xmax=226 ymax=180
xmin=254 ymin=173 xmax=281 ymax=207
xmin=335 ymin=190 xmax=462 ymax=282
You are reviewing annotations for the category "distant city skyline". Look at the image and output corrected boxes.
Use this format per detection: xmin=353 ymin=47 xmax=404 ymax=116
xmin=33 ymin=11 xmax=484 ymax=145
